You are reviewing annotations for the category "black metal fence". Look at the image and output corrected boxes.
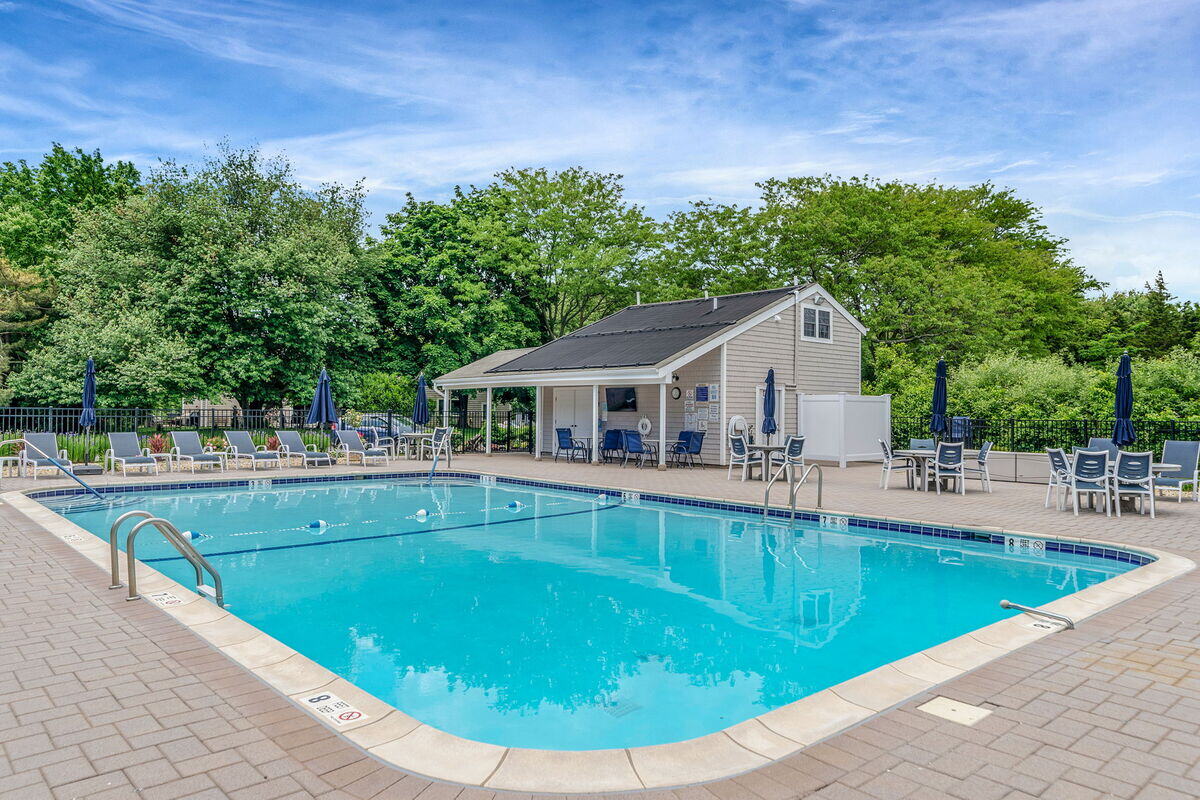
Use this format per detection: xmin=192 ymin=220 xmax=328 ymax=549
xmin=893 ymin=416 xmax=1200 ymax=458
xmin=0 ymin=406 xmax=534 ymax=463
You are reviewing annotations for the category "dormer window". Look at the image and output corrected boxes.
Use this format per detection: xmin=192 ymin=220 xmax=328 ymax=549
xmin=802 ymin=304 xmax=832 ymax=342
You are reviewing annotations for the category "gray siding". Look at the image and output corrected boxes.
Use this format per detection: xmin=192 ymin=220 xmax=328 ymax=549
xmin=533 ymin=295 xmax=862 ymax=465
xmin=724 ymin=300 xmax=862 ymax=441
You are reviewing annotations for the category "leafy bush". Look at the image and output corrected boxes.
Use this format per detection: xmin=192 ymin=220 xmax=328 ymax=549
xmin=869 ymin=349 xmax=1200 ymax=420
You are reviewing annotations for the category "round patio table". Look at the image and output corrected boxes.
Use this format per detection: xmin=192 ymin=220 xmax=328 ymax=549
xmin=399 ymin=432 xmax=433 ymax=459
xmin=746 ymin=442 xmax=787 ymax=482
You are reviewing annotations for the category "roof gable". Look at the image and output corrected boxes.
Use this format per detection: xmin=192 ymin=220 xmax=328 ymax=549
xmin=487 ymin=286 xmax=805 ymax=373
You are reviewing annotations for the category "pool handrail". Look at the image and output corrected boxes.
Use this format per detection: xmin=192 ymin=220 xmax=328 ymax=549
xmin=999 ymin=599 xmax=1074 ymax=629
xmin=0 ymin=436 xmax=104 ymax=499
xmin=763 ymin=461 xmax=823 ymax=519
xmin=125 ymin=515 xmax=224 ymax=607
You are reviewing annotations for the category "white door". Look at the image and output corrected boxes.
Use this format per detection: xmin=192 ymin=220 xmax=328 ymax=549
xmin=755 ymin=385 xmax=788 ymax=445
xmin=553 ymin=388 xmax=591 ymax=440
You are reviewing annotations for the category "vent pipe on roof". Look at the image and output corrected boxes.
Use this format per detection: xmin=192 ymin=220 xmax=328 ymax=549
xmin=712 ymin=296 xmax=719 ymax=311
xmin=635 ymin=291 xmax=641 ymax=305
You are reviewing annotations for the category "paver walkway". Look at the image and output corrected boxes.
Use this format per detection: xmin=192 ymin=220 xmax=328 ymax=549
xmin=2 ymin=456 xmax=1198 ymax=799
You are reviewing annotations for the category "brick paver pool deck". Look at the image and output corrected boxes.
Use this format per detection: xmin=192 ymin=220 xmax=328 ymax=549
xmin=2 ymin=454 xmax=1198 ymax=799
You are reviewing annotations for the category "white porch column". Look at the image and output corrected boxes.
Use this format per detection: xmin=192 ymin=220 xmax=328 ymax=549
xmin=657 ymin=382 xmax=667 ymax=470
xmin=719 ymin=343 xmax=728 ymax=466
xmin=484 ymin=387 xmax=493 ymax=456
xmin=533 ymin=386 xmax=543 ymax=460
xmin=441 ymin=388 xmax=450 ymax=427
xmin=591 ymin=384 xmax=600 ymax=463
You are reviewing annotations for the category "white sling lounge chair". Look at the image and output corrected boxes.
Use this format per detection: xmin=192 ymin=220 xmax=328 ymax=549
xmin=170 ymin=431 xmax=225 ymax=473
xmin=224 ymin=431 xmax=282 ymax=470
xmin=105 ymin=432 xmax=158 ymax=476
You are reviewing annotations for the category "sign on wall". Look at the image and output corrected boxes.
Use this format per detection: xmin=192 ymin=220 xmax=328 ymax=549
xmin=696 ymin=385 xmax=709 ymax=402
xmin=708 ymin=383 xmax=720 ymax=401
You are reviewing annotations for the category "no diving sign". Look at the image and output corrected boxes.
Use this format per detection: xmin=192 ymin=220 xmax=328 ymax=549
xmin=301 ymin=692 xmax=368 ymax=726
xmin=1005 ymin=535 xmax=1046 ymax=559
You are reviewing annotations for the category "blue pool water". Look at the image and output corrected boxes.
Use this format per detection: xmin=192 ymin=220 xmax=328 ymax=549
xmin=48 ymin=478 xmax=1135 ymax=750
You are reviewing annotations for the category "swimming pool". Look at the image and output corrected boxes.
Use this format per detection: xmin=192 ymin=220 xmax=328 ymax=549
xmin=46 ymin=475 xmax=1142 ymax=751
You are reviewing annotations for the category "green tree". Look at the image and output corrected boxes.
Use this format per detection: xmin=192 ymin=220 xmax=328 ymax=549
xmin=650 ymin=176 xmax=1095 ymax=378
xmin=491 ymin=167 xmax=660 ymax=340
xmin=0 ymin=143 xmax=141 ymax=274
xmin=10 ymin=147 xmax=374 ymax=407
xmin=367 ymin=187 xmax=540 ymax=379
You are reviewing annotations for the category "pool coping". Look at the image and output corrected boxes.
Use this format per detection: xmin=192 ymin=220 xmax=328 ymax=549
xmin=5 ymin=469 xmax=1194 ymax=793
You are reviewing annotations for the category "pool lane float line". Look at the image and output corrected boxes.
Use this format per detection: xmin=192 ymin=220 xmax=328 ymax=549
xmin=141 ymin=500 xmax=627 ymax=564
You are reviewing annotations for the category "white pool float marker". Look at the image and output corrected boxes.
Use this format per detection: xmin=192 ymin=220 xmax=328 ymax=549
xmin=308 ymin=520 xmax=329 ymax=529
xmin=414 ymin=508 xmax=428 ymax=521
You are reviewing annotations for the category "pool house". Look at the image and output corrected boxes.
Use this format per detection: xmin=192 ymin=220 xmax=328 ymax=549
xmin=434 ymin=284 xmax=886 ymax=468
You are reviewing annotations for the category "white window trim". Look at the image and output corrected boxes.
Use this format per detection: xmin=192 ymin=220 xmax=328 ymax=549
xmin=800 ymin=303 xmax=833 ymax=343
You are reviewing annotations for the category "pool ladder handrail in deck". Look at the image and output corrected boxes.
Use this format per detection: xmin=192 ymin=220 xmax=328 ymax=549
xmin=999 ymin=599 xmax=1074 ymax=629
xmin=109 ymin=510 xmax=224 ymax=607
xmin=0 ymin=436 xmax=105 ymax=500
xmin=763 ymin=461 xmax=824 ymax=520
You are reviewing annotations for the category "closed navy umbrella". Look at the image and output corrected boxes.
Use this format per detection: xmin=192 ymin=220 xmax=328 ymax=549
xmin=412 ymin=374 xmax=430 ymax=427
xmin=79 ymin=359 xmax=97 ymax=429
xmin=1112 ymin=353 xmax=1136 ymax=447
xmin=761 ymin=369 xmax=778 ymax=437
xmin=306 ymin=369 xmax=338 ymax=428
xmin=929 ymin=358 xmax=948 ymax=436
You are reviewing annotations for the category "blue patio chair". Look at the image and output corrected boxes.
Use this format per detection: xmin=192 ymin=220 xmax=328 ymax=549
xmin=1065 ymin=450 xmax=1110 ymax=516
xmin=600 ymin=428 xmax=625 ymax=463
xmin=962 ymin=440 xmax=994 ymax=493
xmin=1156 ymin=440 xmax=1200 ymax=502
xmin=1045 ymin=448 xmax=1071 ymax=509
xmin=621 ymin=430 xmax=657 ymax=468
xmin=1086 ymin=437 xmax=1119 ymax=460
xmin=670 ymin=431 xmax=706 ymax=468
xmin=668 ymin=431 xmax=692 ymax=467
xmin=769 ymin=435 xmax=805 ymax=482
xmin=909 ymin=438 xmax=935 ymax=450
xmin=727 ymin=434 xmax=760 ymax=481
xmin=929 ymin=441 xmax=964 ymax=495
xmin=1112 ymin=451 xmax=1155 ymax=518
xmin=553 ymin=428 xmax=589 ymax=462
xmin=879 ymin=438 xmax=917 ymax=490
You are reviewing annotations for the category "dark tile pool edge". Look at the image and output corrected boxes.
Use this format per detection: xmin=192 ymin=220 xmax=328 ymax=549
xmin=30 ymin=469 xmax=1156 ymax=567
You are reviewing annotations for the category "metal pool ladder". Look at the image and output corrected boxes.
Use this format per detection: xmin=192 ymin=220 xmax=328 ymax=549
xmin=763 ymin=461 xmax=824 ymax=520
xmin=109 ymin=510 xmax=224 ymax=607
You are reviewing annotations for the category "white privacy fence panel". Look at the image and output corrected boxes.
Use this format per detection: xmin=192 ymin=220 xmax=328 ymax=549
xmin=797 ymin=393 xmax=890 ymax=467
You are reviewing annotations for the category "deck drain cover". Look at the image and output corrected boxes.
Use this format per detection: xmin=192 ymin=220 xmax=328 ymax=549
xmin=917 ymin=696 xmax=992 ymax=726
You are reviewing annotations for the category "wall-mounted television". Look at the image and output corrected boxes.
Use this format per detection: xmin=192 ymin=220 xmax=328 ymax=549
xmin=605 ymin=387 xmax=637 ymax=412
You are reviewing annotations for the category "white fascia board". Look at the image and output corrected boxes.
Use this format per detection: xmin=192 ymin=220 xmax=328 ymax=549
xmin=436 ymin=367 xmax=663 ymax=389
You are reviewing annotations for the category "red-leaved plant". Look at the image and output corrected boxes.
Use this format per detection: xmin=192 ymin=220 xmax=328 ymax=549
xmin=266 ymin=435 xmax=281 ymax=451
xmin=145 ymin=433 xmax=169 ymax=454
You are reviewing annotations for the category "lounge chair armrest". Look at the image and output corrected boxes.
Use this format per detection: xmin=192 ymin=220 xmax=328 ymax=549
xmin=256 ymin=445 xmax=268 ymax=452
xmin=170 ymin=446 xmax=181 ymax=456
xmin=307 ymin=444 xmax=319 ymax=452
xmin=141 ymin=447 xmax=152 ymax=457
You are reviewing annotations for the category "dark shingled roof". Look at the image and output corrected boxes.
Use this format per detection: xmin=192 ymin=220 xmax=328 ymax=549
xmin=487 ymin=285 xmax=804 ymax=373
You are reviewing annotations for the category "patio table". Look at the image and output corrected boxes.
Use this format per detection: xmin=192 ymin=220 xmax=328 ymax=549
xmin=399 ymin=432 xmax=434 ymax=460
xmin=894 ymin=448 xmax=936 ymax=491
xmin=746 ymin=442 xmax=787 ymax=482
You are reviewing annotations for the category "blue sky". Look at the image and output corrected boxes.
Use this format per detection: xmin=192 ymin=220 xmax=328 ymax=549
xmin=3 ymin=0 xmax=1199 ymax=297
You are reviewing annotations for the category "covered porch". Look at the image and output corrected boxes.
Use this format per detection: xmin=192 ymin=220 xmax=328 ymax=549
xmin=434 ymin=347 xmax=729 ymax=470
